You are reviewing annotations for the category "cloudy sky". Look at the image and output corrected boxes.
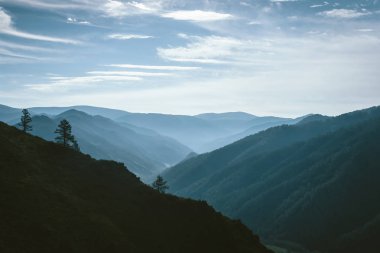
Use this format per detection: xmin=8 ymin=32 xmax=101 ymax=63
xmin=0 ymin=0 xmax=379 ymax=116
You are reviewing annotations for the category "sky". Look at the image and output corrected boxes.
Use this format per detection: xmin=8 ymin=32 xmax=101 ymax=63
xmin=0 ymin=0 xmax=379 ymax=117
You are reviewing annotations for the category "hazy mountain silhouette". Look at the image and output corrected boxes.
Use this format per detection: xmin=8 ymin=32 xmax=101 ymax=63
xmin=29 ymin=109 xmax=191 ymax=182
xmin=164 ymin=106 xmax=380 ymax=253
xmin=29 ymin=105 xmax=129 ymax=120
xmin=116 ymin=112 xmax=232 ymax=152
xmin=117 ymin=111 xmax=303 ymax=152
xmin=199 ymin=116 xmax=306 ymax=152
xmin=0 ymin=104 xmax=21 ymax=125
xmin=1 ymin=105 xmax=307 ymax=153
xmin=0 ymin=121 xmax=272 ymax=253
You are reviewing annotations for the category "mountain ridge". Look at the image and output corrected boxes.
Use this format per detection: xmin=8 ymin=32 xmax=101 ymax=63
xmin=164 ymin=106 xmax=380 ymax=253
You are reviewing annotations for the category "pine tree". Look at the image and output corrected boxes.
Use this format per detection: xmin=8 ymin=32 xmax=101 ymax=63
xmin=152 ymin=175 xmax=169 ymax=193
xmin=54 ymin=119 xmax=76 ymax=148
xmin=19 ymin=109 xmax=32 ymax=132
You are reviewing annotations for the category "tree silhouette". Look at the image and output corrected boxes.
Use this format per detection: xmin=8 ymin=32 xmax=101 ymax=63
xmin=19 ymin=109 xmax=32 ymax=132
xmin=152 ymin=175 xmax=169 ymax=193
xmin=55 ymin=119 xmax=77 ymax=149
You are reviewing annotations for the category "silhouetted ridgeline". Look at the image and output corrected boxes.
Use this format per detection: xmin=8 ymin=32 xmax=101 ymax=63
xmin=164 ymin=106 xmax=380 ymax=253
xmin=0 ymin=122 xmax=271 ymax=253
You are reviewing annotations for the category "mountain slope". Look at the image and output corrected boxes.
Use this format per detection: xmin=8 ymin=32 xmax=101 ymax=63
xmin=0 ymin=122 xmax=271 ymax=253
xmin=199 ymin=116 xmax=304 ymax=152
xmin=0 ymin=104 xmax=21 ymax=124
xmin=164 ymin=106 xmax=380 ymax=253
xmin=29 ymin=110 xmax=191 ymax=182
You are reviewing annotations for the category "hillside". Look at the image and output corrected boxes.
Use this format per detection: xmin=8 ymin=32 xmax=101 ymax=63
xmin=29 ymin=110 xmax=191 ymax=182
xmin=0 ymin=122 xmax=271 ymax=253
xmin=164 ymin=106 xmax=380 ymax=253
xmin=199 ymin=116 xmax=303 ymax=152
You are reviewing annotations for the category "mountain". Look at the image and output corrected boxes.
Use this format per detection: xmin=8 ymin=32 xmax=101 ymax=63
xmin=164 ymin=106 xmax=380 ymax=253
xmin=195 ymin=112 xmax=258 ymax=133
xmin=29 ymin=110 xmax=191 ymax=182
xmin=0 ymin=122 xmax=271 ymax=253
xmin=117 ymin=112 xmax=304 ymax=153
xmin=2 ymin=104 xmax=307 ymax=153
xmin=116 ymin=112 xmax=231 ymax=152
xmin=29 ymin=105 xmax=129 ymax=120
xmin=199 ymin=116 xmax=304 ymax=152
xmin=0 ymin=104 xmax=21 ymax=125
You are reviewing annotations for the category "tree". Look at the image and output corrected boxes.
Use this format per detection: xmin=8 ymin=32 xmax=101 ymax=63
xmin=54 ymin=119 xmax=76 ymax=148
xmin=19 ymin=109 xmax=32 ymax=132
xmin=152 ymin=175 xmax=169 ymax=193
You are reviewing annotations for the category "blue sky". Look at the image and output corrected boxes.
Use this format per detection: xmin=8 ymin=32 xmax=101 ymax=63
xmin=0 ymin=0 xmax=379 ymax=116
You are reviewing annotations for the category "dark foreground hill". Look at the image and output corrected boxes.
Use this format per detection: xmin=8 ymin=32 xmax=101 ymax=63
xmin=0 ymin=122 xmax=271 ymax=253
xmin=164 ymin=107 xmax=380 ymax=253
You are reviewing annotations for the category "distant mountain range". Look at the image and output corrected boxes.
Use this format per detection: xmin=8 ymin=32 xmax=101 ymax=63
xmin=2 ymin=104 xmax=304 ymax=153
xmin=0 ymin=121 xmax=271 ymax=253
xmin=0 ymin=104 xmax=306 ymax=181
xmin=164 ymin=106 xmax=380 ymax=253
xmin=116 ymin=111 xmax=304 ymax=152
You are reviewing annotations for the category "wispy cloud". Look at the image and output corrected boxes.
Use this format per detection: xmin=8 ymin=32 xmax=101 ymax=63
xmin=87 ymin=71 xmax=174 ymax=77
xmin=161 ymin=10 xmax=233 ymax=22
xmin=107 ymin=34 xmax=154 ymax=40
xmin=106 ymin=64 xmax=201 ymax=71
xmin=0 ymin=39 xmax=55 ymax=63
xmin=25 ymin=75 xmax=142 ymax=92
xmin=356 ymin=28 xmax=374 ymax=32
xmin=0 ymin=39 xmax=55 ymax=52
xmin=157 ymin=34 xmax=261 ymax=64
xmin=319 ymin=9 xmax=371 ymax=19
xmin=0 ymin=47 xmax=41 ymax=60
xmin=1 ymin=1 xmax=234 ymax=25
xmin=0 ymin=0 xmax=86 ymax=9
xmin=66 ymin=17 xmax=91 ymax=25
xmin=24 ymin=62 xmax=196 ymax=91
xmin=310 ymin=2 xmax=329 ymax=8
xmin=103 ymin=0 xmax=159 ymax=17
xmin=0 ymin=8 xmax=80 ymax=44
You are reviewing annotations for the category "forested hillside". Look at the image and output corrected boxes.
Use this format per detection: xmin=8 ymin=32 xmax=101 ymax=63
xmin=164 ymin=107 xmax=380 ymax=253
xmin=0 ymin=122 xmax=271 ymax=253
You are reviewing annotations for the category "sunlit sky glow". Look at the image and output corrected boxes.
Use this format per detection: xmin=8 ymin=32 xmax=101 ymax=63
xmin=0 ymin=0 xmax=379 ymax=117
